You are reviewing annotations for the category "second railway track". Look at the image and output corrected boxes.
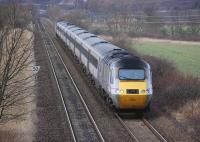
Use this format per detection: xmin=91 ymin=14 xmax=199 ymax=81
xmin=36 ymin=19 xmax=105 ymax=142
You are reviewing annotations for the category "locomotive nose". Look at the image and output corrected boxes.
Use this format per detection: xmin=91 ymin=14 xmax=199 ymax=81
xmin=118 ymin=81 xmax=148 ymax=109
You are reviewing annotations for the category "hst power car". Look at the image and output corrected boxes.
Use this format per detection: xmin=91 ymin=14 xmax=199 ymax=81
xmin=55 ymin=21 xmax=153 ymax=111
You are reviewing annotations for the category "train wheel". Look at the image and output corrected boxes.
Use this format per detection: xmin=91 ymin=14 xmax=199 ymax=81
xmin=91 ymin=80 xmax=95 ymax=86
xmin=82 ymin=68 xmax=86 ymax=73
xmin=75 ymin=58 xmax=79 ymax=64
xmin=103 ymin=95 xmax=107 ymax=101
xmin=56 ymin=33 xmax=59 ymax=38
xmin=108 ymin=98 xmax=112 ymax=104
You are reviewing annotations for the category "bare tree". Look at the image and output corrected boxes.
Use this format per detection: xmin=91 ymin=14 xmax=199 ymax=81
xmin=0 ymin=0 xmax=34 ymax=120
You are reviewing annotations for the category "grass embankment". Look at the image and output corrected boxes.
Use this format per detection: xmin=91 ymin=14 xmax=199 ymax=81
xmin=132 ymin=38 xmax=200 ymax=77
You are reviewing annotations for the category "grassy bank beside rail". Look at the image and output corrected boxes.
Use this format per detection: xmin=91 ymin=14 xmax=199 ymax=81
xmin=131 ymin=39 xmax=200 ymax=77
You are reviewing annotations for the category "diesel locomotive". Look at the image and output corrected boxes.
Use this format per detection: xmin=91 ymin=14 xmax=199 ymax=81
xmin=55 ymin=21 xmax=153 ymax=111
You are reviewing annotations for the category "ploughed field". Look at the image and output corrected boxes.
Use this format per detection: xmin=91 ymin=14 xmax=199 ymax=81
xmin=132 ymin=38 xmax=200 ymax=77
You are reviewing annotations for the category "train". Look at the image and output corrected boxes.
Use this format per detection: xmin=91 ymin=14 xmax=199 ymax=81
xmin=55 ymin=21 xmax=153 ymax=112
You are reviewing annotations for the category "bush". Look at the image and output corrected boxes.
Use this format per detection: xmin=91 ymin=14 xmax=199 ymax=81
xmin=159 ymin=25 xmax=200 ymax=40
xmin=160 ymin=25 xmax=172 ymax=36
xmin=143 ymin=55 xmax=200 ymax=111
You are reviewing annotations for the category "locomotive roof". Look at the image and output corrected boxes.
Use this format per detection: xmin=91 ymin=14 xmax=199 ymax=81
xmin=114 ymin=56 xmax=148 ymax=69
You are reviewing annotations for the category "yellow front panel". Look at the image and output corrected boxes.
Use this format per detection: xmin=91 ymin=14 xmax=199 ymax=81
xmin=119 ymin=81 xmax=147 ymax=109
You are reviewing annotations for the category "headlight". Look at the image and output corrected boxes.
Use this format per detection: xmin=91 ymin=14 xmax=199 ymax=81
xmin=116 ymin=89 xmax=124 ymax=94
xmin=141 ymin=90 xmax=146 ymax=94
xmin=120 ymin=90 xmax=124 ymax=93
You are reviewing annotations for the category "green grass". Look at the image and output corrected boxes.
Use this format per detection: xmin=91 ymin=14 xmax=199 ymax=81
xmin=132 ymin=40 xmax=200 ymax=77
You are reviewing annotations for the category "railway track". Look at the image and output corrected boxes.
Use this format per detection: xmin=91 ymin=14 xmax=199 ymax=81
xmin=35 ymin=19 xmax=105 ymax=142
xmin=39 ymin=17 xmax=168 ymax=142
xmin=115 ymin=113 xmax=168 ymax=142
xmin=143 ymin=118 xmax=167 ymax=142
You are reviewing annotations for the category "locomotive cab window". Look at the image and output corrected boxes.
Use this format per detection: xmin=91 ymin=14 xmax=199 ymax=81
xmin=119 ymin=69 xmax=145 ymax=80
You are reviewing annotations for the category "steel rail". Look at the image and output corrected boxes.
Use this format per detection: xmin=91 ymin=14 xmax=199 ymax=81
xmin=114 ymin=113 xmax=140 ymax=142
xmin=36 ymin=21 xmax=77 ymax=142
xmin=143 ymin=118 xmax=168 ymax=142
xmin=40 ymin=20 xmax=105 ymax=142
